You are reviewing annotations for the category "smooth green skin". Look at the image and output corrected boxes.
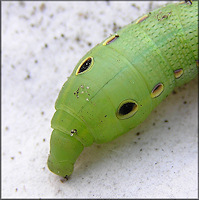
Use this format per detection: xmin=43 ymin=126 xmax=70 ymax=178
xmin=47 ymin=1 xmax=198 ymax=177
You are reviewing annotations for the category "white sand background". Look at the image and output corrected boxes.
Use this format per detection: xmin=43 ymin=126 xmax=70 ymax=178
xmin=2 ymin=1 xmax=198 ymax=198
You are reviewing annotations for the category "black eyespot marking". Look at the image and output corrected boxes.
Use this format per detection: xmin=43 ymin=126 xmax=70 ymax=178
xmin=119 ymin=103 xmax=135 ymax=115
xmin=116 ymin=100 xmax=138 ymax=120
xmin=103 ymin=34 xmax=119 ymax=46
xmin=76 ymin=57 xmax=93 ymax=75
xmin=185 ymin=0 xmax=192 ymax=5
xmin=174 ymin=68 xmax=183 ymax=78
xmin=77 ymin=57 xmax=92 ymax=73
xmin=136 ymin=14 xmax=149 ymax=24
xmin=151 ymin=83 xmax=164 ymax=98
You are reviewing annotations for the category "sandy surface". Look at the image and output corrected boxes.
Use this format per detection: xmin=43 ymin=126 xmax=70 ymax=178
xmin=2 ymin=1 xmax=197 ymax=198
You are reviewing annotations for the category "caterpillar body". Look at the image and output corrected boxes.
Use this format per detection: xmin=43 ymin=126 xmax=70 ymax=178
xmin=47 ymin=1 xmax=198 ymax=178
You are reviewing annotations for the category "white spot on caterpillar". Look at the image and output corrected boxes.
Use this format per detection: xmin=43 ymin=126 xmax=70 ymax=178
xmin=86 ymin=86 xmax=89 ymax=89
xmin=70 ymin=129 xmax=77 ymax=136
xmin=81 ymin=91 xmax=84 ymax=94
xmin=81 ymin=85 xmax=84 ymax=88
xmin=86 ymin=98 xmax=89 ymax=101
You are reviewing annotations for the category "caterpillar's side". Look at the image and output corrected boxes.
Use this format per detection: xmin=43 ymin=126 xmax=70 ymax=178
xmin=47 ymin=1 xmax=198 ymax=178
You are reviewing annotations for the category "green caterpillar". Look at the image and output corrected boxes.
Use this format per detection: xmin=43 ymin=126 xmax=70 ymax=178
xmin=47 ymin=1 xmax=198 ymax=178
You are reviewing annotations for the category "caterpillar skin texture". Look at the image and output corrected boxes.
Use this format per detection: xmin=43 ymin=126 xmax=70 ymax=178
xmin=47 ymin=1 xmax=198 ymax=177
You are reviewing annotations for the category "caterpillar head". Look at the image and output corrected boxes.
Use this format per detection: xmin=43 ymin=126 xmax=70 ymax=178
xmin=47 ymin=35 xmax=153 ymax=177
